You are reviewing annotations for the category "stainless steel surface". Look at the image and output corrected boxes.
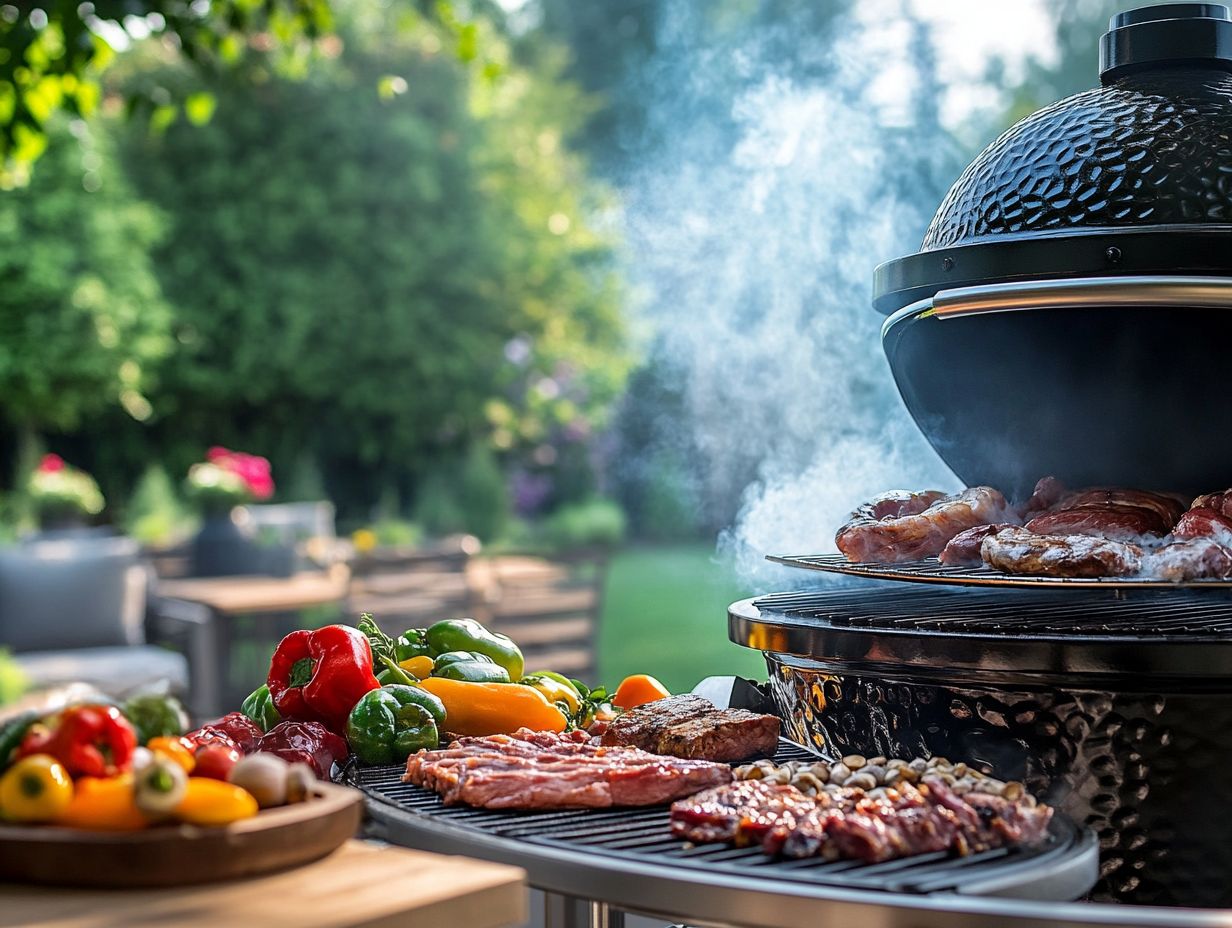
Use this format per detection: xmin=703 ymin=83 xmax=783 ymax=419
xmin=544 ymin=893 xmax=625 ymax=928
xmin=729 ymin=589 xmax=1232 ymax=680
xmin=767 ymin=552 xmax=1232 ymax=589
xmin=931 ymin=275 xmax=1232 ymax=318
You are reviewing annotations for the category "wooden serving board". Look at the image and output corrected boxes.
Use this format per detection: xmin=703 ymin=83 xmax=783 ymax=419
xmin=0 ymin=841 xmax=527 ymax=928
xmin=0 ymin=782 xmax=361 ymax=888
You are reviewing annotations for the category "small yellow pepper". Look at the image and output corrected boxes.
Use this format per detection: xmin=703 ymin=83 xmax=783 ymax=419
xmin=520 ymin=674 xmax=582 ymax=715
xmin=174 ymin=777 xmax=259 ymax=826
xmin=416 ymin=677 xmax=568 ymax=736
xmin=0 ymin=754 xmax=74 ymax=823
xmin=56 ymin=775 xmax=148 ymax=831
xmin=148 ymin=736 xmax=196 ymax=774
xmin=398 ymin=655 xmax=435 ymax=680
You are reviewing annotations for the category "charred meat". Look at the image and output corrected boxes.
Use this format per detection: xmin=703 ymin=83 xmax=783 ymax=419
xmin=981 ymin=525 xmax=1143 ymax=578
xmin=1146 ymin=536 xmax=1232 ymax=581
xmin=600 ymin=694 xmax=780 ymax=762
xmin=671 ymin=777 xmax=1052 ymax=864
xmin=403 ymin=728 xmax=731 ymax=809
xmin=835 ymin=487 xmax=1017 ymax=563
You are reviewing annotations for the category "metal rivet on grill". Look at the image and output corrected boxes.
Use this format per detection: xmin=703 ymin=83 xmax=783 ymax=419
xmin=941 ymin=256 xmax=955 ymax=271
xmin=1105 ymin=245 xmax=1122 ymax=263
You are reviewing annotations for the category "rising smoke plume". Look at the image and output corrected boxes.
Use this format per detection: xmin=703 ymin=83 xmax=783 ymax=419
xmin=619 ymin=1 xmax=967 ymax=586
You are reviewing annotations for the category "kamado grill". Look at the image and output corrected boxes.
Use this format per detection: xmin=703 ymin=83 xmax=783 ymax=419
xmin=345 ymin=6 xmax=1232 ymax=927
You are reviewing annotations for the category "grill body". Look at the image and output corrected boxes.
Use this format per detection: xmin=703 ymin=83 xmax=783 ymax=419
xmin=731 ymin=588 xmax=1232 ymax=907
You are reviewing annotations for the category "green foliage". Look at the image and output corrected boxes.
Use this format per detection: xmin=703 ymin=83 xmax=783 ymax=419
xmin=125 ymin=464 xmax=192 ymax=545
xmin=0 ymin=119 xmax=170 ymax=438
xmin=540 ymin=497 xmax=626 ymax=551
xmin=0 ymin=648 xmax=27 ymax=705
xmin=367 ymin=518 xmax=422 ymax=548
xmin=114 ymin=7 xmax=625 ymax=520
xmin=457 ymin=443 xmax=508 ymax=543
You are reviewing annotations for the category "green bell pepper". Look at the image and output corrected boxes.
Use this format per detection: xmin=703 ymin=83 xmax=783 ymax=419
xmin=393 ymin=629 xmax=431 ymax=663
xmin=0 ymin=710 xmax=39 ymax=773
xmin=345 ymin=685 xmax=445 ymax=765
xmin=122 ymin=694 xmax=189 ymax=745
xmin=424 ymin=619 xmax=524 ymax=681
xmin=240 ymin=684 xmax=282 ymax=732
xmin=432 ymin=650 xmax=511 ymax=683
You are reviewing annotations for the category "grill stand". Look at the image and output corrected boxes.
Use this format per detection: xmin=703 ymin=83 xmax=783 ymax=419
xmin=543 ymin=894 xmax=624 ymax=928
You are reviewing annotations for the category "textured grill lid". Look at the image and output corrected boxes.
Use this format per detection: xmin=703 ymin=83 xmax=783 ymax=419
xmin=873 ymin=3 xmax=1232 ymax=314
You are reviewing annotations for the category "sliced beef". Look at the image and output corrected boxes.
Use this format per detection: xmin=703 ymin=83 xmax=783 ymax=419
xmin=939 ymin=523 xmax=1015 ymax=566
xmin=404 ymin=728 xmax=731 ymax=809
xmin=1025 ymin=488 xmax=1186 ymax=540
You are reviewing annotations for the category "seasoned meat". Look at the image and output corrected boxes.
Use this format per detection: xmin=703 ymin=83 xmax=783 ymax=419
xmin=404 ymin=728 xmax=731 ymax=809
xmin=1023 ymin=476 xmax=1068 ymax=516
xmin=1026 ymin=488 xmax=1186 ymax=540
xmin=1173 ymin=507 xmax=1232 ymax=540
xmin=1190 ymin=490 xmax=1232 ymax=519
xmin=981 ymin=525 xmax=1143 ymax=578
xmin=670 ymin=777 xmax=1053 ymax=864
xmin=1145 ymin=537 xmax=1232 ymax=581
xmin=939 ymin=523 xmax=1015 ymax=566
xmin=601 ymin=694 xmax=780 ymax=762
xmin=669 ymin=778 xmax=819 ymax=845
xmin=835 ymin=487 xmax=1018 ymax=563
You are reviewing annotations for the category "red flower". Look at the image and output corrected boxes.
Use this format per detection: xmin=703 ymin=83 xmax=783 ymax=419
xmin=38 ymin=454 xmax=65 ymax=473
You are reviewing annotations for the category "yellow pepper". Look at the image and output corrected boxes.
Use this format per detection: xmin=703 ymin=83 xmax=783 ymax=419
xmin=148 ymin=736 xmax=196 ymax=774
xmin=398 ymin=655 xmax=435 ymax=680
xmin=174 ymin=777 xmax=259 ymax=826
xmin=56 ymin=775 xmax=148 ymax=831
xmin=0 ymin=754 xmax=74 ymax=823
xmin=416 ymin=677 xmax=568 ymax=736
xmin=520 ymin=674 xmax=582 ymax=715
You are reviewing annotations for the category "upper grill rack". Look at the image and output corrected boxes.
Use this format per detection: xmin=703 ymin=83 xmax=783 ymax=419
xmin=347 ymin=742 xmax=1094 ymax=899
xmin=767 ymin=553 xmax=1232 ymax=590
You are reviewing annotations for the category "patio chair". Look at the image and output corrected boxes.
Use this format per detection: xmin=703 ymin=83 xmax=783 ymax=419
xmin=0 ymin=535 xmax=189 ymax=700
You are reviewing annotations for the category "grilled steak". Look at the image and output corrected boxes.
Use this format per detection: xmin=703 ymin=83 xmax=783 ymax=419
xmin=600 ymin=694 xmax=780 ymax=762
xmin=1173 ymin=507 xmax=1232 ymax=540
xmin=671 ymin=777 xmax=1053 ymax=864
xmin=404 ymin=728 xmax=731 ymax=809
xmin=1025 ymin=488 xmax=1186 ymax=540
xmin=981 ymin=525 xmax=1143 ymax=578
xmin=939 ymin=523 xmax=1015 ymax=566
xmin=835 ymin=486 xmax=1018 ymax=563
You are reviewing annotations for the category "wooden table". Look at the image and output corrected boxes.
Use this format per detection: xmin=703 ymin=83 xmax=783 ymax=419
xmin=152 ymin=566 xmax=352 ymax=718
xmin=0 ymin=840 xmax=526 ymax=928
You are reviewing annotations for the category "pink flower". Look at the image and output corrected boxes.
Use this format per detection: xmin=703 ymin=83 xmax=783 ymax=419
xmin=38 ymin=454 xmax=65 ymax=473
xmin=200 ymin=447 xmax=275 ymax=500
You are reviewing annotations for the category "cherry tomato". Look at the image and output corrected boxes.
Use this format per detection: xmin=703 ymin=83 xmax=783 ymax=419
xmin=193 ymin=743 xmax=241 ymax=781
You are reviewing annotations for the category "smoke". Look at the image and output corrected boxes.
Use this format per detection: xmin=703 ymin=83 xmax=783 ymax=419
xmin=618 ymin=2 xmax=963 ymax=586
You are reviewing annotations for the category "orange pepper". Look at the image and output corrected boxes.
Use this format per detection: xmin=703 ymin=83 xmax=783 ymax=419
xmin=416 ymin=678 xmax=567 ymax=736
xmin=56 ymin=775 xmax=149 ymax=831
xmin=613 ymin=674 xmax=671 ymax=710
xmin=148 ymin=736 xmax=196 ymax=774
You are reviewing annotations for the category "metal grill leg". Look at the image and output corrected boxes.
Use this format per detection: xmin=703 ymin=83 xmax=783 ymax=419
xmin=542 ymin=893 xmax=625 ymax=928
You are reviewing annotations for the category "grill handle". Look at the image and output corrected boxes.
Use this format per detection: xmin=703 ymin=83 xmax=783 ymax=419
xmin=927 ymin=275 xmax=1232 ymax=319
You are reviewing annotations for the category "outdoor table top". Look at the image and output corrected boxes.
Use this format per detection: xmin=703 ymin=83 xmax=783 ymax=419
xmin=156 ymin=563 xmax=351 ymax=614
xmin=0 ymin=839 xmax=527 ymax=928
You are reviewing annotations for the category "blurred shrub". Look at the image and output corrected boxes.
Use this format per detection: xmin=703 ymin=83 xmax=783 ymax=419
xmin=541 ymin=498 xmax=626 ymax=550
xmin=352 ymin=519 xmax=423 ymax=552
xmin=413 ymin=444 xmax=509 ymax=543
xmin=126 ymin=464 xmax=192 ymax=546
xmin=0 ymin=649 xmax=27 ymax=706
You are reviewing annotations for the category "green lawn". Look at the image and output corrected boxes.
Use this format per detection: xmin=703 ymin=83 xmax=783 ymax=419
xmin=596 ymin=544 xmax=766 ymax=694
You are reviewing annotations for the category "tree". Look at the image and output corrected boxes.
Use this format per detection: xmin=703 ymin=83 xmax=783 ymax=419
xmin=0 ymin=118 xmax=169 ymax=475
xmin=112 ymin=6 xmax=626 ymax=517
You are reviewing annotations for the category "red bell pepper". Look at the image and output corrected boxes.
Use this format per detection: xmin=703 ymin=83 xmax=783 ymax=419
xmin=18 ymin=704 xmax=137 ymax=778
xmin=267 ymin=625 xmax=380 ymax=732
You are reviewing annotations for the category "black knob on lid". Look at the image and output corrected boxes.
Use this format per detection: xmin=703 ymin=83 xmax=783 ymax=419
xmin=1100 ymin=2 xmax=1232 ymax=82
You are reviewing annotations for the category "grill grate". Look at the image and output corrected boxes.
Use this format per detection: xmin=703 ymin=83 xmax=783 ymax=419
xmin=753 ymin=586 xmax=1232 ymax=638
xmin=347 ymin=742 xmax=1093 ymax=898
xmin=768 ymin=552 xmax=1232 ymax=590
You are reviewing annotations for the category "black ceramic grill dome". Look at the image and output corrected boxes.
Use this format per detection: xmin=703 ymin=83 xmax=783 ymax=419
xmin=875 ymin=4 xmax=1232 ymax=499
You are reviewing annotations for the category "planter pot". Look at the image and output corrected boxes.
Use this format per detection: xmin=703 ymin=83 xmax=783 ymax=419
xmin=190 ymin=512 xmax=257 ymax=578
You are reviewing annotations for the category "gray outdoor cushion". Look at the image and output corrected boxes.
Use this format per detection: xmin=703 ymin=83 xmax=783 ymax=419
xmin=0 ymin=535 xmax=147 ymax=653
xmin=17 ymin=646 xmax=188 ymax=698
